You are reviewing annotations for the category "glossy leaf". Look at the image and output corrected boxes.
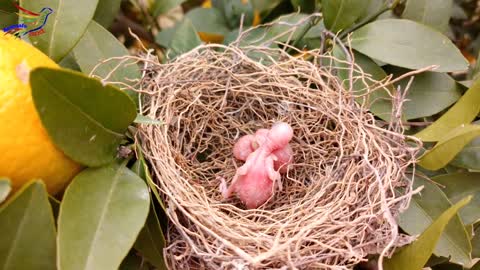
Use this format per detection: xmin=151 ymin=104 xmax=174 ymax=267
xmin=350 ymin=19 xmax=468 ymax=72
xmin=93 ymin=0 xmax=121 ymax=27
xmin=156 ymin=26 xmax=176 ymax=48
xmin=432 ymin=262 xmax=465 ymax=270
xmin=134 ymin=205 xmax=167 ymax=269
xmin=72 ymin=21 xmax=140 ymax=101
xmin=415 ymin=78 xmax=480 ymax=141
xmin=290 ymin=0 xmax=315 ymax=13
xmin=0 ymin=2 xmax=17 ymax=27
xmin=57 ymin=163 xmax=150 ymax=270
xmin=134 ymin=149 xmax=167 ymax=213
xmin=0 ymin=178 xmax=11 ymax=204
xmin=398 ymin=177 xmax=471 ymax=265
xmin=304 ymin=20 xmax=325 ymax=38
xmin=168 ymin=19 xmax=202 ymax=58
xmin=387 ymin=195 xmax=472 ymax=269
xmin=152 ymin=0 xmax=185 ymax=16
xmin=0 ymin=1 xmax=17 ymax=12
xmin=433 ymin=173 xmax=480 ymax=225
xmin=388 ymin=67 xmax=462 ymax=120
xmin=0 ymin=181 xmax=56 ymax=270
xmin=20 ymin=0 xmax=99 ymax=61
xmin=334 ymin=48 xmax=394 ymax=121
xmin=212 ymin=0 xmax=257 ymax=29
xmin=30 ymin=68 xmax=137 ymax=167
xmin=419 ymin=124 xmax=480 ymax=170
xmin=359 ymin=0 xmax=386 ymax=20
xmin=472 ymin=226 xmax=480 ymax=258
xmin=185 ymin=7 xmax=230 ymax=42
xmin=402 ymin=0 xmax=453 ymax=32
xmin=231 ymin=13 xmax=310 ymax=46
xmin=59 ymin=53 xmax=81 ymax=71
xmin=451 ymin=121 xmax=480 ymax=170
xmin=251 ymin=0 xmax=283 ymax=12
xmin=323 ymin=0 xmax=369 ymax=33
xmin=134 ymin=147 xmax=167 ymax=214
xmin=119 ymin=253 xmax=149 ymax=270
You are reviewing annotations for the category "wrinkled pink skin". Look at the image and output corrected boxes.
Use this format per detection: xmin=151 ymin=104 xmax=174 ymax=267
xmin=221 ymin=122 xmax=294 ymax=209
xmin=233 ymin=129 xmax=293 ymax=173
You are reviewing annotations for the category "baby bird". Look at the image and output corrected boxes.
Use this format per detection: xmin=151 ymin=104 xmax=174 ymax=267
xmin=233 ymin=129 xmax=293 ymax=173
xmin=221 ymin=122 xmax=294 ymax=209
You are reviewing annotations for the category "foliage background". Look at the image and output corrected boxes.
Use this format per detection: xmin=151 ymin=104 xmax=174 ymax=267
xmin=1 ymin=0 xmax=480 ymax=269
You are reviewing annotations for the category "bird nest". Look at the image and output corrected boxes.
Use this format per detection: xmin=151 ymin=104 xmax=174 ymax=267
xmin=126 ymin=40 xmax=421 ymax=269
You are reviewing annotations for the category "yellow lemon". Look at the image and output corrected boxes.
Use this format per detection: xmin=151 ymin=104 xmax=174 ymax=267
xmin=0 ymin=32 xmax=81 ymax=194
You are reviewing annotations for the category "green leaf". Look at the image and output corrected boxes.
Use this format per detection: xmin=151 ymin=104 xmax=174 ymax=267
xmin=185 ymin=7 xmax=230 ymax=36
xmin=387 ymin=67 xmax=462 ymax=120
xmin=152 ymin=0 xmax=185 ymax=16
xmin=212 ymin=0 xmax=256 ymax=29
xmin=433 ymin=173 xmax=480 ymax=225
xmin=419 ymin=124 xmax=480 ymax=170
xmin=168 ymin=19 xmax=202 ymax=58
xmin=30 ymin=68 xmax=137 ymax=167
xmin=451 ymin=121 xmax=480 ymax=170
xmin=397 ymin=177 xmax=472 ymax=266
xmin=334 ymin=48 xmax=394 ymax=121
xmin=72 ymin=21 xmax=141 ymax=102
xmin=156 ymin=26 xmax=176 ymax=48
xmin=119 ymin=253 xmax=150 ymax=270
xmin=58 ymin=53 xmax=81 ymax=71
xmin=304 ymin=20 xmax=325 ymax=38
xmin=359 ymin=0 xmax=386 ymax=20
xmin=472 ymin=226 xmax=480 ymax=258
xmin=386 ymin=194 xmax=472 ymax=269
xmin=431 ymin=262 xmax=464 ymax=270
xmin=415 ymin=78 xmax=480 ymax=141
xmin=231 ymin=13 xmax=310 ymax=46
xmin=291 ymin=0 xmax=316 ymax=13
xmin=131 ymin=159 xmax=168 ymax=268
xmin=134 ymin=205 xmax=167 ymax=269
xmin=134 ymin=147 xmax=167 ymax=213
xmin=0 ymin=1 xmax=17 ymax=12
xmin=57 ymin=163 xmax=150 ymax=270
xmin=0 ymin=178 xmax=11 ymax=204
xmin=251 ymin=0 xmax=283 ymax=12
xmin=323 ymin=0 xmax=369 ymax=33
xmin=0 ymin=181 xmax=56 ymax=270
xmin=134 ymin=115 xmax=164 ymax=125
xmin=350 ymin=19 xmax=468 ymax=72
xmin=0 ymin=2 xmax=17 ymax=27
xmin=93 ymin=0 xmax=121 ymax=27
xmin=20 ymin=0 xmax=99 ymax=62
xmin=48 ymin=195 xmax=61 ymax=221
xmin=402 ymin=0 xmax=453 ymax=33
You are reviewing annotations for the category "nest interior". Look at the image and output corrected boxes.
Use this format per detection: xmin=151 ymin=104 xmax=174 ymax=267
xmin=135 ymin=44 xmax=419 ymax=269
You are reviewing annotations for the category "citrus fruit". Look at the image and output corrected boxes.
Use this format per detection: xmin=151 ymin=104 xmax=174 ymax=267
xmin=0 ymin=32 xmax=81 ymax=194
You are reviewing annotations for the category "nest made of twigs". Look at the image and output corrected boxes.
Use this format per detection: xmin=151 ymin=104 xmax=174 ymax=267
xmin=121 ymin=35 xmax=422 ymax=269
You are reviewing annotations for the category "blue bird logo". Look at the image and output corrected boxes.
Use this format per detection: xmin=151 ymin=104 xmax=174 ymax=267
xmin=2 ymin=3 xmax=53 ymax=37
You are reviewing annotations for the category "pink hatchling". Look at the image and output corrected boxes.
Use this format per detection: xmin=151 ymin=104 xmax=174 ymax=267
xmin=221 ymin=122 xmax=294 ymax=209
